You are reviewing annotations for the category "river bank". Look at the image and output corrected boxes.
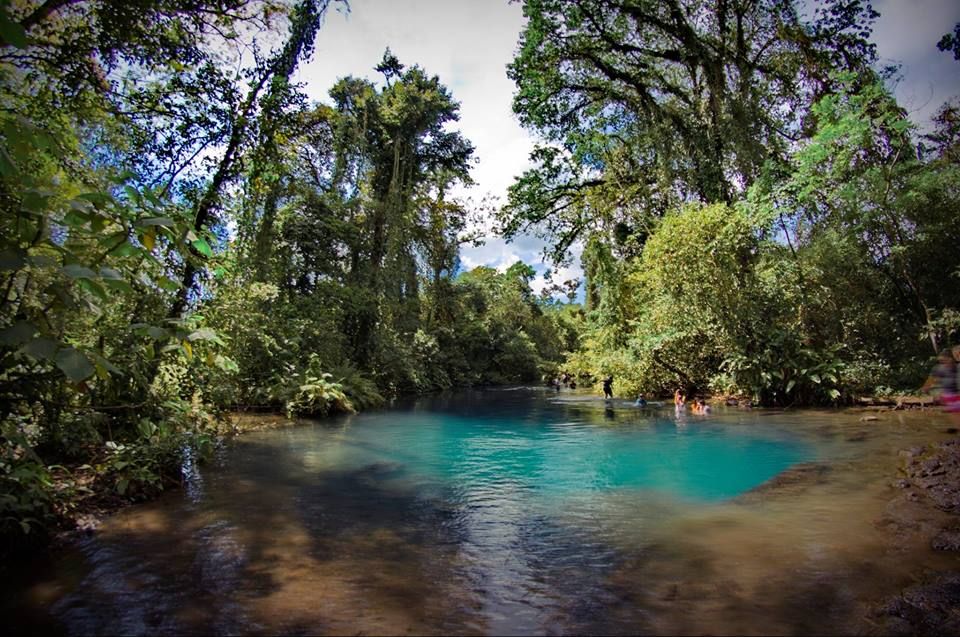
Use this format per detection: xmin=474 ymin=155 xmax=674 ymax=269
xmin=39 ymin=412 xmax=312 ymax=542
xmin=869 ymin=436 xmax=960 ymax=635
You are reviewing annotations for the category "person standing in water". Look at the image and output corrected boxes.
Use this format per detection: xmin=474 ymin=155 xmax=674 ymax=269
xmin=932 ymin=346 xmax=960 ymax=423
xmin=603 ymin=375 xmax=614 ymax=399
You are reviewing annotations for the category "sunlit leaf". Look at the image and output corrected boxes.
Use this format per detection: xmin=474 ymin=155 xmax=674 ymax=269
xmin=62 ymin=210 xmax=90 ymax=227
xmin=156 ymin=276 xmax=180 ymax=292
xmin=107 ymin=240 xmax=139 ymax=257
xmin=78 ymin=278 xmax=108 ymax=301
xmin=90 ymin=351 xmax=122 ymax=377
xmin=187 ymin=328 xmax=220 ymax=343
xmin=123 ymin=185 xmax=141 ymax=204
xmin=102 ymin=278 xmax=133 ymax=293
xmin=192 ymin=238 xmax=213 ymax=258
xmin=77 ymin=191 xmax=112 ymax=205
xmin=141 ymin=228 xmax=156 ymax=252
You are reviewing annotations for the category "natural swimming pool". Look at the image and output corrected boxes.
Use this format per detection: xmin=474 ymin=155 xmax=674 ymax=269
xmin=7 ymin=388 xmax=957 ymax=635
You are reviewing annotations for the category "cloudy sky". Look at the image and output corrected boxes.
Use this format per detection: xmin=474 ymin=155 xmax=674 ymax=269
xmin=296 ymin=0 xmax=960 ymax=295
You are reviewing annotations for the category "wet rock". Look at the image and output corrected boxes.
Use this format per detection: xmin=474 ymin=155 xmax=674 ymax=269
xmin=904 ymin=446 xmax=925 ymax=459
xmin=931 ymin=528 xmax=960 ymax=551
xmin=872 ymin=573 xmax=960 ymax=636
xmin=901 ymin=440 xmax=960 ymax=514
xmin=859 ymin=415 xmax=880 ymax=422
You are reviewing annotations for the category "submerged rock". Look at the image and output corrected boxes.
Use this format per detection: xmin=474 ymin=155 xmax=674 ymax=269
xmin=734 ymin=462 xmax=832 ymax=502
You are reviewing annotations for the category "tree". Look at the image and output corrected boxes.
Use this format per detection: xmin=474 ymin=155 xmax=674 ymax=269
xmin=325 ymin=52 xmax=475 ymax=365
xmin=500 ymin=0 xmax=879 ymax=261
xmin=757 ymin=75 xmax=960 ymax=356
xmin=170 ymin=0 xmax=332 ymax=317
xmin=938 ymin=22 xmax=960 ymax=60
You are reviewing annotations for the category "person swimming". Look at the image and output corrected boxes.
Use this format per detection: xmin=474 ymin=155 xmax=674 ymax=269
xmin=634 ymin=393 xmax=647 ymax=407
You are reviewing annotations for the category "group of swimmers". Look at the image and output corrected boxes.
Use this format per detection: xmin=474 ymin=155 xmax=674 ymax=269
xmin=630 ymin=388 xmax=711 ymax=414
xmin=556 ymin=373 xmax=714 ymax=414
xmin=548 ymin=372 xmax=577 ymax=390
xmin=673 ymin=389 xmax=711 ymax=414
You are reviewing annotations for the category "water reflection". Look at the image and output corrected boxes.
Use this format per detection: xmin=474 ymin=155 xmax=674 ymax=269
xmin=6 ymin=389 xmax=958 ymax=635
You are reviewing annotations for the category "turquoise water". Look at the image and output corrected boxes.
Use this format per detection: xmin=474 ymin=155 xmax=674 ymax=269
xmin=305 ymin=389 xmax=810 ymax=502
xmin=12 ymin=387 xmax=854 ymax=635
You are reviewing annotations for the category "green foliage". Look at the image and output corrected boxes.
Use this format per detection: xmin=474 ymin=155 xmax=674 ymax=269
xmin=328 ymin=363 xmax=385 ymax=411
xmin=501 ymin=0 xmax=879 ymax=257
xmin=99 ymin=407 xmax=215 ymax=499
xmin=12 ymin=0 xmax=941 ymax=547
xmin=0 ymin=0 xmax=343 ymax=540
xmin=0 ymin=425 xmax=54 ymax=537
xmin=286 ymin=355 xmax=355 ymax=418
xmin=501 ymin=0 xmax=957 ymax=406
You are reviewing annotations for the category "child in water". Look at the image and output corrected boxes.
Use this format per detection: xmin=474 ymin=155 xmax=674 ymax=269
xmin=673 ymin=389 xmax=686 ymax=409
xmin=692 ymin=398 xmax=711 ymax=415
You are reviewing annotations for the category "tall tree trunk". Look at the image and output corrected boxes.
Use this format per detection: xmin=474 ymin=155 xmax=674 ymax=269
xmin=169 ymin=0 xmax=327 ymax=318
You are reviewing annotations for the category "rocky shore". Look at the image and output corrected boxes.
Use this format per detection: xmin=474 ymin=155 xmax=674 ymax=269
xmin=872 ymin=436 xmax=960 ymax=636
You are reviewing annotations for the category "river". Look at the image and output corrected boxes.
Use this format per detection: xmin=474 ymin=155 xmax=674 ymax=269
xmin=6 ymin=388 xmax=957 ymax=635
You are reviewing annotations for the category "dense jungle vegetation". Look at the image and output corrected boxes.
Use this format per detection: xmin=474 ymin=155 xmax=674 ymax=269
xmin=0 ymin=0 xmax=958 ymax=544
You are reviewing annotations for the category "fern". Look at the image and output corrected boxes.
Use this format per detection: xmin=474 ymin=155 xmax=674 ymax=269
xmin=286 ymin=356 xmax=355 ymax=418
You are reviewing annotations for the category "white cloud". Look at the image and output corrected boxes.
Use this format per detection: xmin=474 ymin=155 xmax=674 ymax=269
xmin=872 ymin=0 xmax=960 ymax=128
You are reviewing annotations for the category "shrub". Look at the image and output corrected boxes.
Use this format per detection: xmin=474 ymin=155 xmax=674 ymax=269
xmin=286 ymin=355 xmax=355 ymax=418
